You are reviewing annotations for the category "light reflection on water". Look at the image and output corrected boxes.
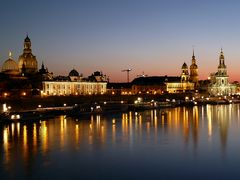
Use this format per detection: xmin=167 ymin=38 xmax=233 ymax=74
xmin=1 ymin=104 xmax=240 ymax=179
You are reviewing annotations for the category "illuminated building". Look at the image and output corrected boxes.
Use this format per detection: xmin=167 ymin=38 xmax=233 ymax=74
xmin=165 ymin=62 xmax=194 ymax=93
xmin=2 ymin=51 xmax=19 ymax=76
xmin=18 ymin=35 xmax=38 ymax=74
xmin=189 ymin=50 xmax=199 ymax=86
xmin=42 ymin=70 xmax=107 ymax=96
xmin=208 ymin=49 xmax=236 ymax=96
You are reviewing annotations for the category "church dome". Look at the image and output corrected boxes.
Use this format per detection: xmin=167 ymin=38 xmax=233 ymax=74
xmin=182 ymin=62 xmax=188 ymax=69
xmin=69 ymin=69 xmax=79 ymax=76
xmin=18 ymin=35 xmax=38 ymax=74
xmin=2 ymin=55 xmax=19 ymax=75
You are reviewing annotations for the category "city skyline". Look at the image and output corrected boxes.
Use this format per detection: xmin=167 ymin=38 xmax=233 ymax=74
xmin=1 ymin=0 xmax=240 ymax=82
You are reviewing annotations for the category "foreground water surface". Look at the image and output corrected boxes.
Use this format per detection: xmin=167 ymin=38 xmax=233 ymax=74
xmin=1 ymin=104 xmax=240 ymax=179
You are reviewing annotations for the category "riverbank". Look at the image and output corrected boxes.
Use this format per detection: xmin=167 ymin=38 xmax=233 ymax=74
xmin=0 ymin=93 xmax=192 ymax=111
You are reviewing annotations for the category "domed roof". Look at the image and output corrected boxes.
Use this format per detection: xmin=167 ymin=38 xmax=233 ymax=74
xmin=182 ymin=62 xmax=188 ymax=69
xmin=2 ymin=58 xmax=19 ymax=72
xmin=69 ymin=69 xmax=79 ymax=76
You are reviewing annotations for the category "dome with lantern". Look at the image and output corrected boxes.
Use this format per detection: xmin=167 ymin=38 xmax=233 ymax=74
xmin=2 ymin=52 xmax=19 ymax=75
xmin=18 ymin=35 xmax=38 ymax=74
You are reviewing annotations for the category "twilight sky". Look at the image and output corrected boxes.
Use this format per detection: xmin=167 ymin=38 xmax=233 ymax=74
xmin=1 ymin=0 xmax=240 ymax=82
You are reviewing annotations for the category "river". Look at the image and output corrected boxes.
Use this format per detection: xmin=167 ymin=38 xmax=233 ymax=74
xmin=1 ymin=104 xmax=240 ymax=179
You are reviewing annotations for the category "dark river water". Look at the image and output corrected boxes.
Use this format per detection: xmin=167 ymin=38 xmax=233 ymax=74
xmin=1 ymin=104 xmax=240 ymax=179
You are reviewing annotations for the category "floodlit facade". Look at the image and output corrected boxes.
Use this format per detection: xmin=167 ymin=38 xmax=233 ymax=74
xmin=208 ymin=49 xmax=236 ymax=96
xmin=42 ymin=70 xmax=107 ymax=96
xmin=42 ymin=81 xmax=107 ymax=96
xmin=166 ymin=82 xmax=195 ymax=93
xmin=165 ymin=62 xmax=195 ymax=93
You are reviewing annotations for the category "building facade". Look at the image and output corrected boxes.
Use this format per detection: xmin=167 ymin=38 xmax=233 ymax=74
xmin=42 ymin=70 xmax=107 ymax=96
xmin=208 ymin=49 xmax=236 ymax=96
xmin=42 ymin=81 xmax=107 ymax=96
xmin=166 ymin=62 xmax=195 ymax=93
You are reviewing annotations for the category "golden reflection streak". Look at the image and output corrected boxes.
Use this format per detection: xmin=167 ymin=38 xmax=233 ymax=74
xmin=75 ymin=124 xmax=79 ymax=145
xmin=11 ymin=123 xmax=14 ymax=137
xmin=101 ymin=124 xmax=105 ymax=144
xmin=17 ymin=122 xmax=20 ymax=137
xmin=41 ymin=121 xmax=48 ymax=154
xmin=112 ymin=118 xmax=116 ymax=144
xmin=33 ymin=123 xmax=37 ymax=153
xmin=154 ymin=110 xmax=157 ymax=133
xmin=129 ymin=112 xmax=133 ymax=138
xmin=207 ymin=105 xmax=212 ymax=138
xmin=3 ymin=127 xmax=9 ymax=164
xmin=23 ymin=125 xmax=28 ymax=160
xmin=146 ymin=121 xmax=150 ymax=136
xmin=60 ymin=115 xmax=65 ymax=148
xmin=89 ymin=122 xmax=93 ymax=145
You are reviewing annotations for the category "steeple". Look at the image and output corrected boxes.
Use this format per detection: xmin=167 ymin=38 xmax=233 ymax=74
xmin=192 ymin=48 xmax=196 ymax=64
xmin=189 ymin=49 xmax=199 ymax=86
xmin=24 ymin=34 xmax=32 ymax=53
xmin=41 ymin=61 xmax=45 ymax=69
xmin=218 ymin=48 xmax=226 ymax=68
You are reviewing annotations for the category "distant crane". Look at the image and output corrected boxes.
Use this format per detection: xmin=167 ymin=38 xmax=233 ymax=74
xmin=121 ymin=68 xmax=132 ymax=83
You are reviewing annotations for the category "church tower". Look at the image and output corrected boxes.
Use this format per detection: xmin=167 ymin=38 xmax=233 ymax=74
xmin=18 ymin=35 xmax=38 ymax=74
xmin=181 ymin=62 xmax=189 ymax=82
xmin=208 ymin=49 xmax=236 ymax=96
xmin=189 ymin=50 xmax=199 ymax=86
xmin=217 ymin=48 xmax=227 ymax=76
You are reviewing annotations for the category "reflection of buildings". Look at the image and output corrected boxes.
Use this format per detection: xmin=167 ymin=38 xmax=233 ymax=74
xmin=1 ymin=105 xmax=238 ymax=176
xmin=208 ymin=49 xmax=236 ymax=96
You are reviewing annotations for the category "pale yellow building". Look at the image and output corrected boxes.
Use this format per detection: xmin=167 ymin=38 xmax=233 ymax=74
xmin=165 ymin=62 xmax=195 ymax=93
xmin=42 ymin=70 xmax=107 ymax=96
xmin=42 ymin=81 xmax=107 ymax=96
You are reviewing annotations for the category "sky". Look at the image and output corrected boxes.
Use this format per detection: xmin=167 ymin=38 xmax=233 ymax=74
xmin=1 ymin=0 xmax=240 ymax=82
